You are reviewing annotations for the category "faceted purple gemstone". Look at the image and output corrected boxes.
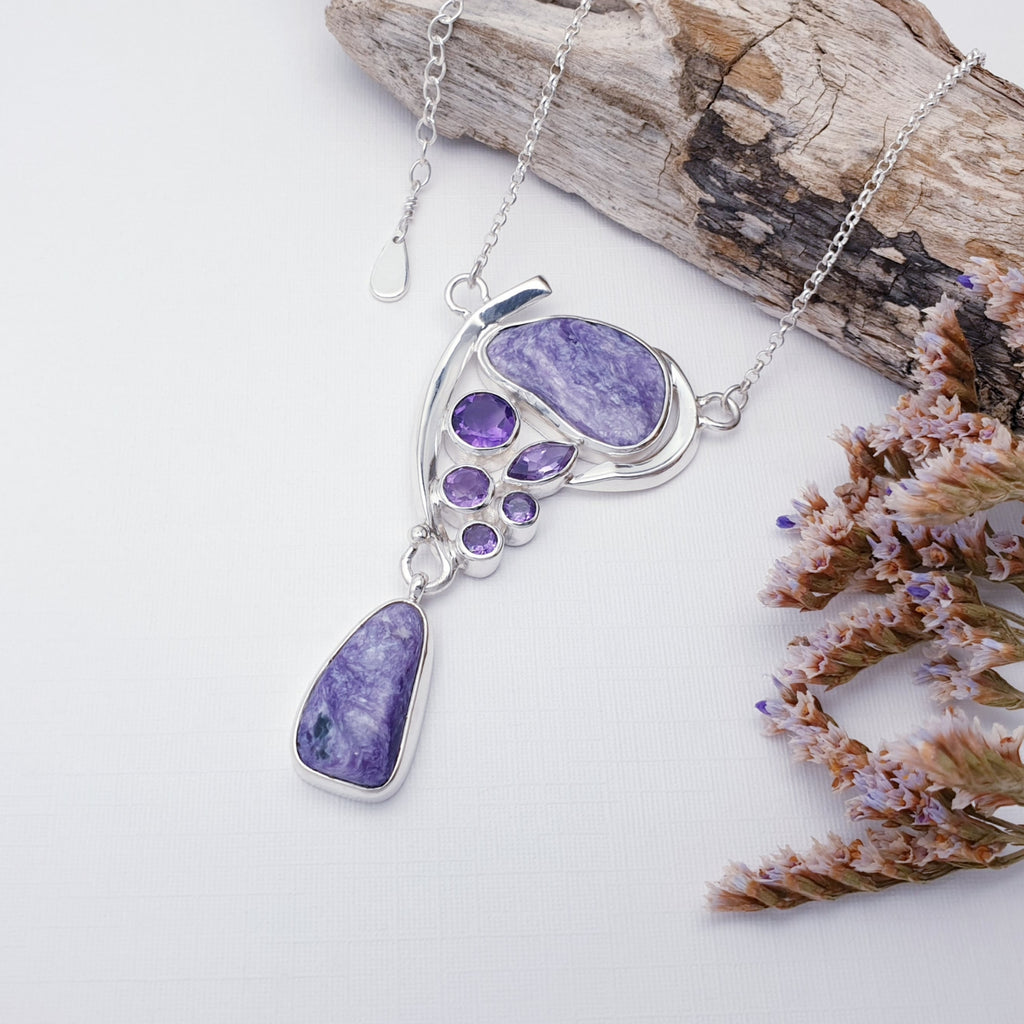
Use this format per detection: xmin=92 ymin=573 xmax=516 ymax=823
xmin=443 ymin=466 xmax=491 ymax=508
xmin=486 ymin=317 xmax=667 ymax=447
xmin=451 ymin=391 xmax=517 ymax=448
xmin=501 ymin=491 xmax=538 ymax=525
xmin=507 ymin=442 xmax=576 ymax=482
xmin=462 ymin=522 xmax=499 ymax=556
xmin=295 ymin=601 xmax=425 ymax=789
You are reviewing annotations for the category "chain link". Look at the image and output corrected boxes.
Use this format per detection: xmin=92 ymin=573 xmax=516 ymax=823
xmin=381 ymin=0 xmax=592 ymax=287
xmin=720 ymin=49 xmax=985 ymax=414
xmin=465 ymin=0 xmax=592 ymax=287
xmin=388 ymin=0 xmax=464 ymax=245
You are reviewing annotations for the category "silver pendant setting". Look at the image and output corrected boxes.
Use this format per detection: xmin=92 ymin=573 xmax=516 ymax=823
xmin=294 ymin=276 xmax=701 ymax=800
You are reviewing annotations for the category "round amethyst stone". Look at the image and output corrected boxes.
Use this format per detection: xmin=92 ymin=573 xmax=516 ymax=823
xmin=507 ymin=442 xmax=576 ymax=482
xmin=461 ymin=522 xmax=499 ymax=557
xmin=451 ymin=392 xmax=517 ymax=449
xmin=501 ymin=491 xmax=538 ymax=525
xmin=442 ymin=466 xmax=491 ymax=509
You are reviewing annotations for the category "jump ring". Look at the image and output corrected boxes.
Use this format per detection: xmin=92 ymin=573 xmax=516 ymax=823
xmin=444 ymin=273 xmax=490 ymax=317
xmin=697 ymin=390 xmax=743 ymax=431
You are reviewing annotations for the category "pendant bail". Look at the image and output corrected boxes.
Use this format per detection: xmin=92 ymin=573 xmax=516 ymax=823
xmin=401 ymin=524 xmax=458 ymax=597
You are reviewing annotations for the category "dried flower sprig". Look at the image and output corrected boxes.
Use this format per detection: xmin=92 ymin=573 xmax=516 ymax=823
xmin=959 ymin=257 xmax=1024 ymax=351
xmin=712 ymin=264 xmax=1024 ymax=911
xmin=892 ymin=710 xmax=1024 ymax=812
xmin=710 ymin=831 xmax=1024 ymax=913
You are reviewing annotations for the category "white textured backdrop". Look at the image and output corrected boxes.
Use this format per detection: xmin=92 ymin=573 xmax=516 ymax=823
xmin=1 ymin=2 xmax=1022 ymax=1021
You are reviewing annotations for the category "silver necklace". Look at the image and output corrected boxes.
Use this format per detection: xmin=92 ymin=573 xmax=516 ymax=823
xmin=292 ymin=0 xmax=985 ymax=800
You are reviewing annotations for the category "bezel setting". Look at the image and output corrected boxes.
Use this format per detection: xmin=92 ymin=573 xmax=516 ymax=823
xmin=292 ymin=599 xmax=432 ymax=802
xmin=457 ymin=521 xmax=504 ymax=577
xmin=439 ymin=465 xmax=493 ymax=511
xmin=447 ymin=390 xmax=520 ymax=453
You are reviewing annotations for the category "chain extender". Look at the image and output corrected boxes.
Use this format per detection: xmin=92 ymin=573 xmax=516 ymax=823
xmin=370 ymin=0 xmax=592 ymax=304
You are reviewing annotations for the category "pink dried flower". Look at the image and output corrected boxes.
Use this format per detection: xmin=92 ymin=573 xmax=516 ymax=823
xmin=759 ymin=509 xmax=876 ymax=610
xmin=756 ymin=680 xmax=868 ymax=787
xmin=913 ymin=295 xmax=978 ymax=406
xmin=961 ymin=258 xmax=1024 ymax=342
xmin=708 ymin=826 xmax=1019 ymax=912
xmin=781 ymin=591 xmax=927 ymax=689
xmin=915 ymin=655 xmax=1024 ymax=709
xmin=886 ymin=424 xmax=1024 ymax=525
xmin=869 ymin=392 xmax=984 ymax=465
xmin=708 ymin=835 xmax=897 ymax=912
xmin=717 ymin=264 xmax=1024 ymax=912
xmin=833 ymin=425 xmax=888 ymax=484
xmin=986 ymin=530 xmax=1024 ymax=584
xmin=892 ymin=710 xmax=1024 ymax=813
xmin=905 ymin=571 xmax=1024 ymax=670
xmin=958 ymin=255 xmax=1005 ymax=296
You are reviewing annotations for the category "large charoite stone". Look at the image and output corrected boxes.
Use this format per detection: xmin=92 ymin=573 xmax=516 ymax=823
xmin=295 ymin=601 xmax=425 ymax=789
xmin=486 ymin=317 xmax=667 ymax=447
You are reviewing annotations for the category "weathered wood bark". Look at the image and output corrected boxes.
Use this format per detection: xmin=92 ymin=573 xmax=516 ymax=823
xmin=328 ymin=0 xmax=1024 ymax=423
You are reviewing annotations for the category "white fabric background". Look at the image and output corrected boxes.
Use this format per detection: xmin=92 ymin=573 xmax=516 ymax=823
xmin=2 ymin=2 xmax=1022 ymax=1021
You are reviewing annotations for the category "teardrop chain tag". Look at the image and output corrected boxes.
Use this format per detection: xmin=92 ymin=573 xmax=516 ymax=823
xmin=370 ymin=238 xmax=410 ymax=302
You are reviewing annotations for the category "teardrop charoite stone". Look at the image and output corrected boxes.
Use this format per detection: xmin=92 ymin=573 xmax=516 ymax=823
xmin=294 ymin=601 xmax=428 ymax=798
xmin=485 ymin=317 xmax=667 ymax=448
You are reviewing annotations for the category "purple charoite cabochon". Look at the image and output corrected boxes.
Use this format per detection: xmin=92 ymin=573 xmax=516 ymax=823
xmin=486 ymin=317 xmax=667 ymax=447
xmin=508 ymin=441 xmax=576 ymax=482
xmin=295 ymin=601 xmax=425 ymax=789
xmin=451 ymin=391 xmax=517 ymax=448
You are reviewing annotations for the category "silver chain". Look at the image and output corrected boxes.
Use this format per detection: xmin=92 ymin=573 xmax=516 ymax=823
xmin=389 ymin=0 xmax=465 ymax=246
xmin=464 ymin=0 xmax=592 ymax=289
xmin=702 ymin=48 xmax=986 ymax=428
xmin=380 ymin=7 xmax=983 ymax=428
xmin=375 ymin=0 xmax=592 ymax=304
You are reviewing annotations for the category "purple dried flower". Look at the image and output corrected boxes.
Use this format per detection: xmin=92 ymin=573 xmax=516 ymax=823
xmin=715 ymin=264 xmax=1024 ymax=912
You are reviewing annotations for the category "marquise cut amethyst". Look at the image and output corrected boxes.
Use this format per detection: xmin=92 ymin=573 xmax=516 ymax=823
xmin=451 ymin=391 xmax=517 ymax=449
xmin=462 ymin=522 xmax=499 ymax=556
xmin=295 ymin=601 xmax=425 ymax=789
xmin=443 ymin=466 xmax=491 ymax=508
xmin=507 ymin=441 xmax=576 ymax=482
xmin=486 ymin=317 xmax=667 ymax=448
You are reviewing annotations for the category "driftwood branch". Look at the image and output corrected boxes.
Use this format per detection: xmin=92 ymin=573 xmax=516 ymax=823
xmin=328 ymin=0 xmax=1024 ymax=423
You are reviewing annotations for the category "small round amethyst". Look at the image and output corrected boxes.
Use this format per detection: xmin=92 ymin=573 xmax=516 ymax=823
xmin=501 ymin=491 xmax=538 ymax=525
xmin=461 ymin=522 xmax=499 ymax=557
xmin=442 ymin=466 xmax=491 ymax=509
xmin=451 ymin=392 xmax=517 ymax=449
xmin=507 ymin=442 xmax=576 ymax=482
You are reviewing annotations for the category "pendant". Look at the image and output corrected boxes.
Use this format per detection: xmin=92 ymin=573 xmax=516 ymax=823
xmin=293 ymin=276 xmax=702 ymax=799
